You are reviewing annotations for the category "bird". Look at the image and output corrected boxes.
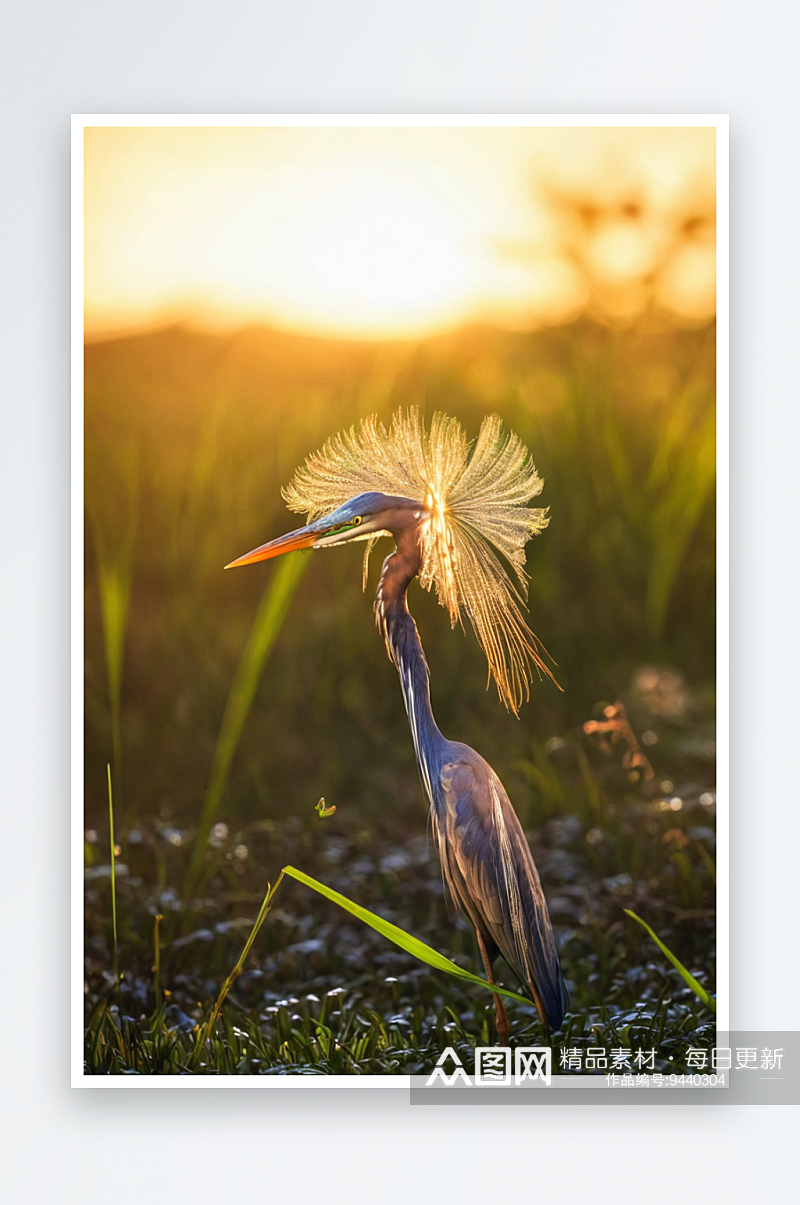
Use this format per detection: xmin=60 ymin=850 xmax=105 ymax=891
xmin=226 ymin=408 xmax=568 ymax=1039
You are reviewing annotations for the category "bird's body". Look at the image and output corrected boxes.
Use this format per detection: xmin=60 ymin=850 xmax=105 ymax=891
xmin=374 ymin=519 xmax=567 ymax=1034
xmin=227 ymin=413 xmax=568 ymax=1036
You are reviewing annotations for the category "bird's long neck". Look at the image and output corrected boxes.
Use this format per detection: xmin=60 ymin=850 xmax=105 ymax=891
xmin=375 ymin=536 xmax=445 ymax=802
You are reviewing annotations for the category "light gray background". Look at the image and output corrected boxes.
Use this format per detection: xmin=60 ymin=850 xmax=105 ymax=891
xmin=2 ymin=2 xmax=797 ymax=1200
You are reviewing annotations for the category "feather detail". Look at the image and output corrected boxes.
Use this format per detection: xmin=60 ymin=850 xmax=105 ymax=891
xmin=283 ymin=407 xmax=556 ymax=712
xmin=361 ymin=534 xmax=380 ymax=592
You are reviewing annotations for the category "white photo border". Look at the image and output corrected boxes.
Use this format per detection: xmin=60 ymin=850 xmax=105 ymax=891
xmin=72 ymin=113 xmax=728 ymax=1088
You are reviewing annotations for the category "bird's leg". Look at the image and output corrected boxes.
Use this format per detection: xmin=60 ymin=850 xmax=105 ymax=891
xmin=476 ymin=930 xmax=509 ymax=1047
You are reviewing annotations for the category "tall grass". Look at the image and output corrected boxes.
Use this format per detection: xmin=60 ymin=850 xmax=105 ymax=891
xmin=190 ymin=864 xmax=535 ymax=1064
xmin=183 ymin=554 xmax=309 ymax=901
xmin=87 ymin=442 xmax=139 ymax=808
xmin=153 ymin=913 xmax=163 ymax=1012
xmin=643 ymin=386 xmax=716 ymax=640
xmin=525 ymin=329 xmax=715 ymax=666
xmin=190 ymin=872 xmax=286 ymax=1069
xmin=106 ymin=764 xmax=118 ymax=989
xmin=99 ymin=563 xmax=131 ymax=783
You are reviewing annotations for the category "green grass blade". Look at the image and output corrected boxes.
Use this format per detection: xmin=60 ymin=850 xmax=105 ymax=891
xmin=98 ymin=563 xmax=131 ymax=776
xmin=107 ymin=764 xmax=119 ymax=989
xmin=190 ymin=871 xmax=286 ymax=1068
xmin=184 ymin=555 xmax=308 ymax=900
xmin=283 ymin=865 xmax=533 ymax=1007
xmin=644 ymin=397 xmax=715 ymax=639
xmin=87 ymin=442 xmax=139 ymax=804
xmin=624 ymin=908 xmax=715 ymax=1013
xmin=153 ymin=913 xmax=163 ymax=1012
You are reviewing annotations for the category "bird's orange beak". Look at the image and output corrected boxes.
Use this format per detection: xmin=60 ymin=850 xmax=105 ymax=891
xmin=225 ymin=522 xmax=324 ymax=569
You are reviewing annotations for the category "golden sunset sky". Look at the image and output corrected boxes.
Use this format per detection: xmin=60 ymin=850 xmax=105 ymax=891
xmin=84 ymin=125 xmax=715 ymax=340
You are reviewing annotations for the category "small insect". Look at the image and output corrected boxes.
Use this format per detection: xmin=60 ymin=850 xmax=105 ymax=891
xmin=315 ymin=797 xmax=337 ymax=819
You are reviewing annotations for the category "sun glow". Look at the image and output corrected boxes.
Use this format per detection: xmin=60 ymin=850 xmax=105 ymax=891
xmin=266 ymin=170 xmax=474 ymax=336
xmin=84 ymin=127 xmax=716 ymax=340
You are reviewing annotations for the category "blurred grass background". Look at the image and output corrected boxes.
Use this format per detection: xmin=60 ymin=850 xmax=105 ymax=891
xmin=84 ymin=315 xmax=716 ymax=1072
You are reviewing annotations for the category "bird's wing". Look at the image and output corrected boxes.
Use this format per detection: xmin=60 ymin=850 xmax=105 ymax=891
xmin=437 ymin=752 xmax=567 ymax=1030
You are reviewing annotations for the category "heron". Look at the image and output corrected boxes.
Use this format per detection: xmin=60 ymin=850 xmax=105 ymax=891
xmin=226 ymin=408 xmax=568 ymax=1040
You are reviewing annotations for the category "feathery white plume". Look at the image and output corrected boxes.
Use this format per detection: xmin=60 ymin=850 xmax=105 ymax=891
xmin=283 ymin=408 xmax=555 ymax=711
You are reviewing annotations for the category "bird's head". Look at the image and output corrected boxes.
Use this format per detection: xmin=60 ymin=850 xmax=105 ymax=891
xmin=225 ymin=491 xmax=425 ymax=569
xmin=225 ymin=408 xmax=556 ymax=711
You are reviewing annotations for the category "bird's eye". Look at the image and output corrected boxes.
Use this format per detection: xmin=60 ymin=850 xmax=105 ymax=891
xmin=353 ymin=516 xmax=362 ymax=526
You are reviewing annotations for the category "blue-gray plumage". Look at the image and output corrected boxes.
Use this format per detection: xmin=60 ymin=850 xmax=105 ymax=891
xmin=373 ymin=507 xmax=568 ymax=1035
xmin=228 ymin=483 xmax=568 ymax=1038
